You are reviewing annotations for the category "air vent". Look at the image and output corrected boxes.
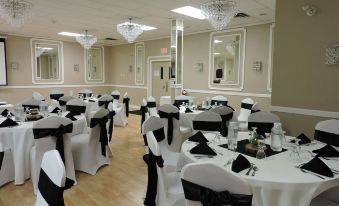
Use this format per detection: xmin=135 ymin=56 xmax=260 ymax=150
xmin=235 ymin=12 xmax=249 ymax=18
xmin=105 ymin=38 xmax=117 ymax=41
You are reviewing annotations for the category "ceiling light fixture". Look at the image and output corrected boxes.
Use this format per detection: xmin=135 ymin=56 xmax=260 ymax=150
xmin=58 ymin=32 xmax=81 ymax=37
xmin=117 ymin=18 xmax=143 ymax=43
xmin=171 ymin=6 xmax=205 ymax=20
xmin=201 ymin=0 xmax=238 ymax=31
xmin=0 ymin=0 xmax=33 ymax=27
xmin=214 ymin=40 xmax=222 ymax=43
xmin=76 ymin=30 xmax=97 ymax=49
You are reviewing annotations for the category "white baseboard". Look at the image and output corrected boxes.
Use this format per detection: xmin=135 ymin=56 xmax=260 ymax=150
xmin=271 ymin=106 xmax=339 ymax=119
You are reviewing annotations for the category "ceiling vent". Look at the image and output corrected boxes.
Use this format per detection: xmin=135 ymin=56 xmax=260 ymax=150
xmin=105 ymin=37 xmax=117 ymax=41
xmin=235 ymin=12 xmax=249 ymax=18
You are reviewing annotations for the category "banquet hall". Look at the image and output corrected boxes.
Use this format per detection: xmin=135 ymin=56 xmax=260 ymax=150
xmin=0 ymin=0 xmax=338 ymax=205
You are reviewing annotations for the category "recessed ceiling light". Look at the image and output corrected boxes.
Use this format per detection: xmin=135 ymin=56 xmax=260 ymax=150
xmin=58 ymin=32 xmax=81 ymax=37
xmin=214 ymin=52 xmax=221 ymax=55
xmin=172 ymin=6 xmax=205 ymax=20
xmin=37 ymin=47 xmax=53 ymax=50
xmin=214 ymin=40 xmax=222 ymax=43
xmin=118 ymin=22 xmax=157 ymax=31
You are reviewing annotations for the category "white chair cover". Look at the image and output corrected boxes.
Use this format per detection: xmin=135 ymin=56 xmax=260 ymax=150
xmin=248 ymin=111 xmax=280 ymax=134
xmin=71 ymin=108 xmax=111 ymax=175
xmin=238 ymin=98 xmax=254 ymax=131
xmin=32 ymin=92 xmax=45 ymax=102
xmin=30 ymin=116 xmax=76 ymax=193
xmin=181 ymin=162 xmax=252 ymax=206
xmin=147 ymin=96 xmax=159 ymax=117
xmin=111 ymin=90 xmax=121 ymax=107
xmin=48 ymin=100 xmax=61 ymax=113
xmin=35 ymin=150 xmax=66 ymax=206
xmin=192 ymin=111 xmax=222 ymax=134
xmin=58 ymin=95 xmax=75 ymax=111
xmin=210 ymin=106 xmax=234 ymax=137
xmin=21 ymin=98 xmax=41 ymax=109
xmin=0 ymin=143 xmax=15 ymax=187
xmin=79 ymin=89 xmax=92 ymax=98
xmin=160 ymin=96 xmax=171 ymax=106
xmin=174 ymin=95 xmax=191 ymax=108
xmin=49 ymin=90 xmax=64 ymax=101
xmin=211 ymin=95 xmax=228 ymax=106
xmin=98 ymin=94 xmax=114 ymax=109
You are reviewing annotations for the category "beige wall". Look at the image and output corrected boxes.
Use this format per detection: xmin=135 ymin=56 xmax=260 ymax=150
xmin=272 ymin=0 xmax=339 ymax=136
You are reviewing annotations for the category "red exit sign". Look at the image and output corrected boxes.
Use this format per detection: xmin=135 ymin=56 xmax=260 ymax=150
xmin=161 ymin=47 xmax=168 ymax=55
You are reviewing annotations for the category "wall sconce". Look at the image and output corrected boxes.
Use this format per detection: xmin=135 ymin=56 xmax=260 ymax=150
xmin=325 ymin=45 xmax=339 ymax=65
xmin=302 ymin=5 xmax=317 ymax=17
xmin=194 ymin=63 xmax=203 ymax=72
xmin=252 ymin=61 xmax=262 ymax=71
xmin=11 ymin=62 xmax=18 ymax=70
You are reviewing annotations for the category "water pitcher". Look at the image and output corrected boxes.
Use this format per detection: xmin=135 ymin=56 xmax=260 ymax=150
xmin=271 ymin=122 xmax=283 ymax=152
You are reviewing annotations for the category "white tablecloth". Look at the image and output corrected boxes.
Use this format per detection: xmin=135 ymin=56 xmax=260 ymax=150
xmin=181 ymin=132 xmax=339 ymax=206
xmin=0 ymin=113 xmax=87 ymax=185
xmin=179 ymin=110 xmax=203 ymax=128
xmin=0 ymin=104 xmax=14 ymax=113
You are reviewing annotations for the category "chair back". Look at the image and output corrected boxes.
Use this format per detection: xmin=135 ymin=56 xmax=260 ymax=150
xmin=248 ymin=111 xmax=280 ymax=136
xmin=147 ymin=96 xmax=158 ymax=117
xmin=238 ymin=98 xmax=254 ymax=122
xmin=21 ymin=98 xmax=41 ymax=110
xmin=315 ymin=119 xmax=339 ymax=147
xmin=211 ymin=95 xmax=228 ymax=106
xmin=192 ymin=111 xmax=222 ymax=133
xmin=35 ymin=150 xmax=66 ymax=206
xmin=181 ymin=162 xmax=252 ymax=206
xmin=49 ymin=90 xmax=64 ymax=101
xmin=210 ymin=106 xmax=234 ymax=137
xmin=66 ymin=99 xmax=86 ymax=114
xmin=98 ymin=94 xmax=113 ymax=109
xmin=58 ymin=95 xmax=75 ymax=111
xmin=89 ymin=108 xmax=110 ymax=157
xmin=79 ymin=89 xmax=92 ymax=98
xmin=32 ymin=92 xmax=45 ymax=102
xmin=174 ymin=95 xmax=190 ymax=108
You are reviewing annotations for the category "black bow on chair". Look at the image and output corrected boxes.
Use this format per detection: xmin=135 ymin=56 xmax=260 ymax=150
xmin=50 ymin=94 xmax=64 ymax=101
xmin=108 ymin=111 xmax=116 ymax=142
xmin=158 ymin=111 xmax=179 ymax=145
xmin=90 ymin=115 xmax=109 ymax=156
xmin=0 ymin=151 xmax=4 ymax=170
xmin=315 ymin=130 xmax=339 ymax=147
xmin=181 ymin=179 xmax=252 ymax=206
xmin=220 ymin=113 xmax=234 ymax=137
xmin=241 ymin=103 xmax=253 ymax=110
xmin=123 ymin=97 xmax=130 ymax=117
xmin=66 ymin=105 xmax=86 ymax=115
xmin=140 ymin=106 xmax=148 ymax=133
xmin=147 ymin=102 xmax=156 ymax=108
xmin=111 ymin=95 xmax=120 ymax=100
xmin=33 ymin=123 xmax=74 ymax=189
xmin=98 ymin=100 xmax=112 ymax=109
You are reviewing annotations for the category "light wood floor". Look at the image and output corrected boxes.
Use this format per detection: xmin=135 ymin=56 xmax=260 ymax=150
xmin=0 ymin=114 xmax=147 ymax=206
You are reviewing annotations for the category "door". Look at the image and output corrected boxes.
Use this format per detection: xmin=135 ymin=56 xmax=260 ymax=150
xmin=151 ymin=61 xmax=171 ymax=104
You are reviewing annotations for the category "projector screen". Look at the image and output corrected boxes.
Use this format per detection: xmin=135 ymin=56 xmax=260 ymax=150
xmin=0 ymin=38 xmax=7 ymax=86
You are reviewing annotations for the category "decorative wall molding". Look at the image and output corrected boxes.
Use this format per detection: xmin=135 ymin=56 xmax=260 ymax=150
xmin=271 ymin=106 xmax=339 ymax=119
xmin=185 ymin=89 xmax=271 ymax=98
xmin=111 ymin=84 xmax=147 ymax=89
xmin=0 ymin=84 xmax=148 ymax=89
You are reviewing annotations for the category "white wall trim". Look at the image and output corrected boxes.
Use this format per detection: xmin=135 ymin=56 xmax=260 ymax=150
xmin=111 ymin=84 xmax=147 ymax=89
xmin=271 ymin=106 xmax=339 ymax=119
xmin=267 ymin=23 xmax=275 ymax=93
xmin=0 ymin=84 xmax=148 ymax=89
xmin=84 ymin=46 xmax=105 ymax=84
xmin=185 ymin=89 xmax=271 ymax=98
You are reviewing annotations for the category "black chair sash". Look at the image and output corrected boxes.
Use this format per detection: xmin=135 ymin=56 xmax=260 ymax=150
xmin=0 ymin=151 xmax=4 ymax=170
xmin=108 ymin=111 xmax=116 ymax=142
xmin=241 ymin=103 xmax=253 ymax=110
xmin=98 ymin=100 xmax=112 ymax=109
xmin=220 ymin=113 xmax=234 ymax=137
xmin=248 ymin=122 xmax=274 ymax=137
xmin=59 ymin=100 xmax=67 ymax=106
xmin=315 ymin=130 xmax=339 ymax=147
xmin=22 ymin=104 xmax=40 ymax=110
xmin=111 ymin=95 xmax=120 ymax=100
xmin=66 ymin=105 xmax=86 ymax=115
xmin=174 ymin=99 xmax=189 ymax=108
xmin=251 ymin=109 xmax=261 ymax=114
xmin=158 ymin=111 xmax=179 ymax=145
xmin=181 ymin=179 xmax=252 ymax=206
xmin=90 ymin=115 xmax=109 ymax=156
xmin=211 ymin=100 xmax=228 ymax=106
xmin=143 ymin=150 xmax=164 ymax=206
xmin=50 ymin=94 xmax=64 ymax=101
xmin=147 ymin=102 xmax=156 ymax=108
xmin=193 ymin=121 xmax=222 ymax=132
xmin=79 ymin=93 xmax=92 ymax=98
xmin=123 ymin=97 xmax=130 ymax=117
xmin=38 ymin=169 xmax=66 ymax=206
xmin=140 ymin=106 xmax=148 ymax=133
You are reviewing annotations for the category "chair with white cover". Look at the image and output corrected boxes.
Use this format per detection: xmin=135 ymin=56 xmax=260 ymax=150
xmin=210 ymin=106 xmax=234 ymax=137
xmin=158 ymin=104 xmax=192 ymax=152
xmin=21 ymin=98 xmax=41 ymax=110
xmin=144 ymin=122 xmax=185 ymax=206
xmin=48 ymin=100 xmax=61 ymax=113
xmin=174 ymin=95 xmax=190 ymax=108
xmin=98 ymin=94 xmax=113 ymax=109
xmin=122 ymin=92 xmax=130 ymax=119
xmin=181 ymin=162 xmax=253 ymax=206
xmin=66 ymin=99 xmax=87 ymax=120
xmin=79 ymin=89 xmax=92 ymax=98
xmin=106 ymin=103 xmax=116 ymax=157
xmin=49 ymin=90 xmax=64 ymax=101
xmin=0 ymin=143 xmax=15 ymax=187
xmin=32 ymin=92 xmax=45 ymax=102
xmin=248 ymin=111 xmax=280 ymax=137
xmin=35 ymin=150 xmax=66 ymax=206
xmin=251 ymin=102 xmax=261 ymax=113
xmin=71 ymin=108 xmax=111 ymax=175
xmin=237 ymin=98 xmax=254 ymax=131
xmin=58 ymin=95 xmax=75 ymax=111
xmin=147 ymin=96 xmax=159 ymax=117
xmin=111 ymin=90 xmax=121 ymax=106
xmin=30 ymin=116 xmax=76 ymax=193
xmin=110 ymin=90 xmax=127 ymax=127
xmin=160 ymin=96 xmax=172 ymax=106
xmin=192 ymin=111 xmax=222 ymax=134
xmin=211 ymin=95 xmax=228 ymax=106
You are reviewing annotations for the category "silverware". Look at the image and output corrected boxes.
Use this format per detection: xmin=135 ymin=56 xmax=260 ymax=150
xmin=252 ymin=166 xmax=259 ymax=176
xmin=300 ymin=168 xmax=325 ymax=179
xmin=246 ymin=164 xmax=254 ymax=175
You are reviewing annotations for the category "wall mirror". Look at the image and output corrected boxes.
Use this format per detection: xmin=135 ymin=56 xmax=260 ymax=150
xmin=31 ymin=39 xmax=63 ymax=84
xmin=85 ymin=46 xmax=104 ymax=83
xmin=209 ymin=28 xmax=245 ymax=91
xmin=135 ymin=42 xmax=144 ymax=85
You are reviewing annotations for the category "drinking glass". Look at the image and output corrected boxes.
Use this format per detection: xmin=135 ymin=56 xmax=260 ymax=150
xmin=256 ymin=143 xmax=266 ymax=160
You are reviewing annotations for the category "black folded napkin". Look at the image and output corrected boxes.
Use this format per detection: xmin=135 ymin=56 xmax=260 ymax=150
xmin=313 ymin=145 xmax=339 ymax=158
xmin=0 ymin=118 xmax=18 ymax=128
xmin=50 ymin=107 xmax=61 ymax=113
xmin=232 ymin=154 xmax=251 ymax=173
xmin=188 ymin=131 xmax=209 ymax=143
xmin=65 ymin=112 xmax=77 ymax=121
xmin=1 ymin=109 xmax=12 ymax=117
xmin=291 ymin=133 xmax=311 ymax=145
xmin=185 ymin=108 xmax=193 ymax=113
xmin=89 ymin=99 xmax=95 ymax=102
xmin=190 ymin=142 xmax=217 ymax=156
xmin=300 ymin=157 xmax=333 ymax=177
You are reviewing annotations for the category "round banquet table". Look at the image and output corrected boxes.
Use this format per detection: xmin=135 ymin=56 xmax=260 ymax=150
xmin=0 ymin=112 xmax=87 ymax=185
xmin=181 ymin=132 xmax=339 ymax=206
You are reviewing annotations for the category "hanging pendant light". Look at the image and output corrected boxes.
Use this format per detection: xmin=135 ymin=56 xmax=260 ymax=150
xmin=0 ymin=0 xmax=33 ymax=27
xmin=76 ymin=30 xmax=97 ymax=49
xmin=117 ymin=18 xmax=143 ymax=43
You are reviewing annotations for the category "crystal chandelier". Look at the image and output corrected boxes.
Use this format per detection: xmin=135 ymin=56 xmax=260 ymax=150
xmin=76 ymin=30 xmax=97 ymax=49
xmin=0 ymin=0 xmax=33 ymax=27
xmin=201 ymin=0 xmax=238 ymax=31
xmin=117 ymin=18 xmax=143 ymax=43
